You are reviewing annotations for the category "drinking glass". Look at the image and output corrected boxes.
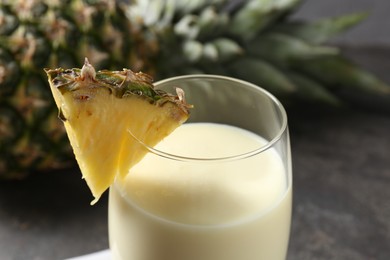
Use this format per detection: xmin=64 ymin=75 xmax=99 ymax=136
xmin=109 ymin=75 xmax=292 ymax=260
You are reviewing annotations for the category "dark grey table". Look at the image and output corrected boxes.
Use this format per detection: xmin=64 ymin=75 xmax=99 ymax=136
xmin=1 ymin=47 xmax=389 ymax=260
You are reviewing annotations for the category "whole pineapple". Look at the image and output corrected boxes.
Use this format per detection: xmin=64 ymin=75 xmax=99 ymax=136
xmin=1 ymin=0 xmax=389 ymax=179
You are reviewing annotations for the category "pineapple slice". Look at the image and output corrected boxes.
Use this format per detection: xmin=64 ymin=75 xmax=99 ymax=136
xmin=45 ymin=59 xmax=191 ymax=204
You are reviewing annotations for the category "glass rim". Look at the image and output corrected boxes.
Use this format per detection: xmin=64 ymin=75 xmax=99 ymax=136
xmin=130 ymin=74 xmax=288 ymax=163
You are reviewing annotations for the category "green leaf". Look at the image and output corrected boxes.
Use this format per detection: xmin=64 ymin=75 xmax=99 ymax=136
xmin=142 ymin=0 xmax=165 ymax=26
xmin=294 ymin=56 xmax=390 ymax=95
xmin=286 ymin=72 xmax=342 ymax=106
xmin=229 ymin=0 xmax=302 ymax=39
xmin=228 ymin=57 xmax=296 ymax=95
xmin=211 ymin=38 xmax=243 ymax=62
xmin=174 ymin=15 xmax=200 ymax=39
xmin=171 ymin=0 xmax=229 ymax=15
xmin=183 ymin=40 xmax=203 ymax=62
xmin=273 ymin=12 xmax=369 ymax=44
xmin=248 ymin=33 xmax=339 ymax=67
xmin=197 ymin=7 xmax=229 ymax=39
xmin=202 ymin=43 xmax=218 ymax=61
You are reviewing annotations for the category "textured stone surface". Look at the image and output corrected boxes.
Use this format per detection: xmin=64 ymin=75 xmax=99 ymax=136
xmin=0 ymin=170 xmax=109 ymax=260
xmin=288 ymin=109 xmax=390 ymax=260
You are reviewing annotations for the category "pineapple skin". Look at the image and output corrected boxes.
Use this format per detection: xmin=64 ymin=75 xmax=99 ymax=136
xmin=0 ymin=0 xmax=157 ymax=179
xmin=0 ymin=0 xmax=389 ymax=179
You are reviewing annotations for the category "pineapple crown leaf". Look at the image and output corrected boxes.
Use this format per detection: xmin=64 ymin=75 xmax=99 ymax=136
xmin=247 ymin=33 xmax=340 ymax=68
xmin=228 ymin=0 xmax=302 ymax=39
xmin=228 ymin=57 xmax=296 ymax=95
xmin=293 ymin=55 xmax=390 ymax=95
xmin=272 ymin=12 xmax=369 ymax=45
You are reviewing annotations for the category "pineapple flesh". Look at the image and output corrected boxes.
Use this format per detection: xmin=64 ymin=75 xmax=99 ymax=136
xmin=45 ymin=59 xmax=191 ymax=204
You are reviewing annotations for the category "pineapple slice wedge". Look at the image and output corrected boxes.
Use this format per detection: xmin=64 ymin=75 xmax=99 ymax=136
xmin=45 ymin=59 xmax=191 ymax=204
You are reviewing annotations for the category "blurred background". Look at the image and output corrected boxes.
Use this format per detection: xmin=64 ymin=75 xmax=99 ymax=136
xmin=0 ymin=0 xmax=389 ymax=259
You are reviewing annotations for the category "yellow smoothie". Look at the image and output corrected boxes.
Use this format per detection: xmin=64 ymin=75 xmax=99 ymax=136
xmin=109 ymin=123 xmax=292 ymax=260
